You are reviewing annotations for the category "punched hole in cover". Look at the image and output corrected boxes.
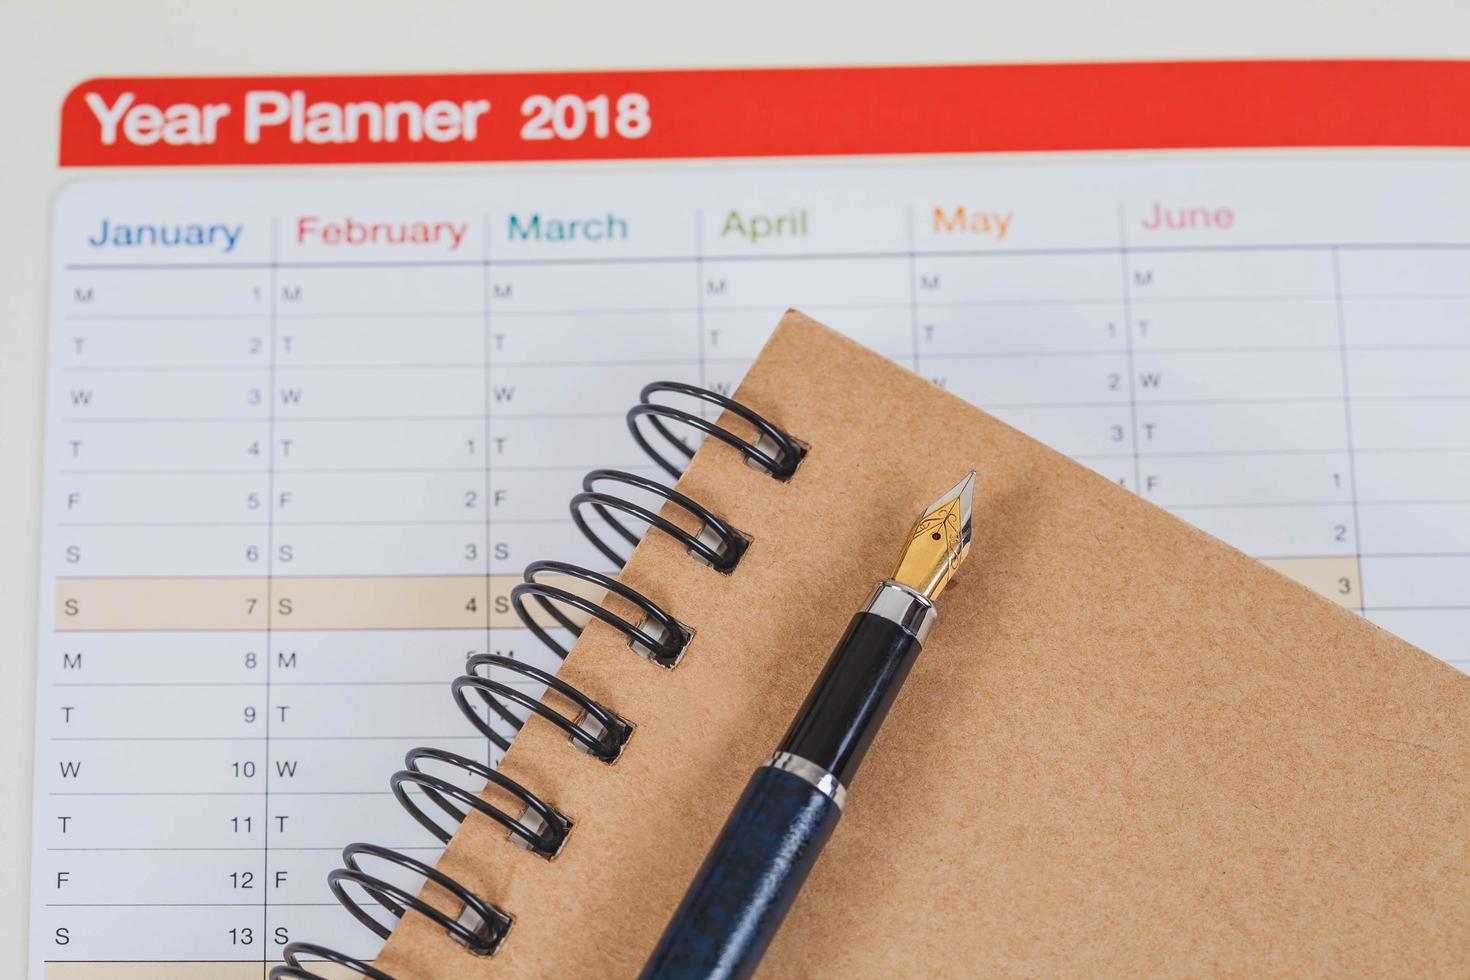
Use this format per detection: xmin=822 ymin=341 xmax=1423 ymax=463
xmin=740 ymin=431 xmax=811 ymax=476
xmin=451 ymin=903 xmax=505 ymax=955
xmin=508 ymin=806 xmax=548 ymax=852
xmin=570 ymin=709 xmax=629 ymax=762
xmin=507 ymin=803 xmax=568 ymax=858
xmin=744 ymin=430 xmax=787 ymax=474
xmin=688 ymin=522 xmax=749 ymax=569
xmin=629 ymin=614 xmax=690 ymax=668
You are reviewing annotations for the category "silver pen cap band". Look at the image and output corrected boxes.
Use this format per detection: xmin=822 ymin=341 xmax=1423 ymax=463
xmin=762 ymin=751 xmax=847 ymax=811
xmin=863 ymin=581 xmax=936 ymax=644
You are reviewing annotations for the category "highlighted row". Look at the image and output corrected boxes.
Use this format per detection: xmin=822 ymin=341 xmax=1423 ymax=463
xmin=54 ymin=573 xmax=608 ymax=632
xmin=54 ymin=557 xmax=1360 ymax=633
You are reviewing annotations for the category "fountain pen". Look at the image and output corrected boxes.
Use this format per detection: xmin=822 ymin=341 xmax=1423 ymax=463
xmin=641 ymin=471 xmax=977 ymax=980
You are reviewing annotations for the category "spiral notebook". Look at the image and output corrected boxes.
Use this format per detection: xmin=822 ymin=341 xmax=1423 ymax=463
xmin=303 ymin=311 xmax=1470 ymax=977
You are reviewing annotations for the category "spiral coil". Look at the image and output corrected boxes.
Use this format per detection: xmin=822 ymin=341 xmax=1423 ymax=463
xmin=271 ymin=383 xmax=804 ymax=978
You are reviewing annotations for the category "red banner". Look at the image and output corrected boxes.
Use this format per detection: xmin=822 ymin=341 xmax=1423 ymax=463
xmin=59 ymin=61 xmax=1470 ymax=167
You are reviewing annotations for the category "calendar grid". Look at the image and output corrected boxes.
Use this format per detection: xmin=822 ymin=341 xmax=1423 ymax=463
xmin=33 ymin=163 xmax=1470 ymax=977
xmin=45 ymin=238 xmax=1470 ymax=618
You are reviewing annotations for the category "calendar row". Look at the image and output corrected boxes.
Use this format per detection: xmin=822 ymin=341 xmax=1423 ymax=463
xmin=46 ymin=514 xmax=624 ymax=579
xmin=51 ymin=296 xmax=1470 ymax=370
xmin=36 ymin=627 xmax=559 ymax=685
xmin=51 ymin=572 xmax=623 ymax=630
xmin=47 ymin=552 xmax=1470 ymax=633
xmin=48 ymin=450 xmax=1470 ymax=525
xmin=41 ymin=845 xmax=443 ymax=912
xmin=39 ymin=674 xmax=558 ymax=739
xmin=39 ymin=733 xmax=515 ymax=796
xmin=38 ymin=905 xmax=384 ymax=969
xmin=49 ymin=352 xmax=1470 ymax=419
xmin=37 ymin=790 xmax=462 ymax=852
xmin=51 ymin=448 xmax=1470 ymax=517
xmin=50 ymin=405 xmax=1470 ymax=481
xmin=43 ymin=507 xmax=1470 ymax=582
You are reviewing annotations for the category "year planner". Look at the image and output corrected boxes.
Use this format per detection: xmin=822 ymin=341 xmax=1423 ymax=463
xmin=29 ymin=62 xmax=1470 ymax=979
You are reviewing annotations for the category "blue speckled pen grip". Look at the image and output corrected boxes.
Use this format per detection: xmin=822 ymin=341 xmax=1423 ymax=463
xmin=640 ymin=765 xmax=841 ymax=980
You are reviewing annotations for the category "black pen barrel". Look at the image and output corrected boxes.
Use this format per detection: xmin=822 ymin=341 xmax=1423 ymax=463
xmin=640 ymin=582 xmax=934 ymax=980
xmin=778 ymin=609 xmax=925 ymax=786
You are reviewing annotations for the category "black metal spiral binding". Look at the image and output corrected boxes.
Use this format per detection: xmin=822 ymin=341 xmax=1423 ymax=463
xmin=573 ymin=468 xmax=750 ymax=573
xmin=392 ymin=747 xmax=572 ymax=857
xmin=514 ymin=559 xmax=692 ymax=668
xmin=453 ymin=653 xmax=635 ymax=763
xmin=271 ymin=384 xmax=800 ymax=979
xmin=329 ymin=843 xmax=512 ymax=955
xmin=628 ymin=380 xmax=807 ymax=481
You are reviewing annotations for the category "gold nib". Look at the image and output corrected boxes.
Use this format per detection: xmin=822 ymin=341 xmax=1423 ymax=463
xmin=889 ymin=471 xmax=976 ymax=601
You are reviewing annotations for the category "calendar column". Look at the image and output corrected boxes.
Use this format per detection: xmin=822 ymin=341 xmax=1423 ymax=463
xmin=263 ymin=213 xmax=489 ymax=958
xmin=912 ymin=199 xmax=1133 ymax=487
xmin=698 ymin=199 xmax=911 ymax=396
xmin=37 ymin=215 xmax=275 ymax=969
xmin=1123 ymin=229 xmax=1359 ymax=607
xmin=1338 ymin=247 xmax=1470 ymax=668
xmin=485 ymin=203 xmax=702 ymax=588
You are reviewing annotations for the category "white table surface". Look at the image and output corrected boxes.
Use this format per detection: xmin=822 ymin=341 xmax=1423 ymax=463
xmin=2 ymin=1 xmax=1467 ymax=974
